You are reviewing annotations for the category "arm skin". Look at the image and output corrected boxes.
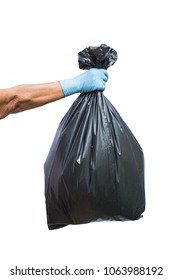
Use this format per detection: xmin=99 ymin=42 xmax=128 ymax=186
xmin=0 ymin=81 xmax=64 ymax=119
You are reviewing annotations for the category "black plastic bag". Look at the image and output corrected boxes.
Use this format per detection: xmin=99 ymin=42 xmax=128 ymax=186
xmin=44 ymin=44 xmax=145 ymax=230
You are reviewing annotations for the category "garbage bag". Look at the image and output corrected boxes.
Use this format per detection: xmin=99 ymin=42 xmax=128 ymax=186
xmin=44 ymin=44 xmax=145 ymax=230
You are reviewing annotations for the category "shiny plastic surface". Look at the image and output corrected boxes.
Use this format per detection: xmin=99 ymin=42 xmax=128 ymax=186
xmin=44 ymin=44 xmax=145 ymax=230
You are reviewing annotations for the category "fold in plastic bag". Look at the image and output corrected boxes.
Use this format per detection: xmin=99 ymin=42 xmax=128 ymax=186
xmin=44 ymin=44 xmax=145 ymax=230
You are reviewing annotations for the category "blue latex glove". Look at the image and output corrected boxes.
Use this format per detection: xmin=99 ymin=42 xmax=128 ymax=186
xmin=59 ymin=68 xmax=108 ymax=97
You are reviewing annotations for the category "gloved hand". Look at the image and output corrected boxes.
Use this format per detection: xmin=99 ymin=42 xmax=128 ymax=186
xmin=59 ymin=68 xmax=108 ymax=97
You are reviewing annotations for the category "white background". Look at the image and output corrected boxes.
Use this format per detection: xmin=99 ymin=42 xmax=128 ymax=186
xmin=0 ymin=0 xmax=172 ymax=279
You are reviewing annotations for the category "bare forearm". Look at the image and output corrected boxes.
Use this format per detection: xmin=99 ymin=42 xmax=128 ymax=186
xmin=11 ymin=82 xmax=64 ymax=112
xmin=0 ymin=82 xmax=64 ymax=119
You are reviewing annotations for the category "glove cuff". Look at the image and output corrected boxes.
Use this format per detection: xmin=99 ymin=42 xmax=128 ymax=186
xmin=59 ymin=77 xmax=80 ymax=97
